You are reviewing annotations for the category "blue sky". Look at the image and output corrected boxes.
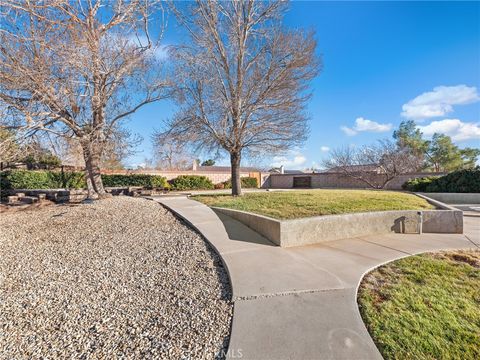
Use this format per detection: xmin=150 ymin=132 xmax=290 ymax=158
xmin=125 ymin=1 xmax=480 ymax=169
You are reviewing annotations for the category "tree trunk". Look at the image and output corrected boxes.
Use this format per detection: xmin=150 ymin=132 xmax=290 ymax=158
xmin=81 ymin=141 xmax=107 ymax=199
xmin=230 ymin=151 xmax=242 ymax=196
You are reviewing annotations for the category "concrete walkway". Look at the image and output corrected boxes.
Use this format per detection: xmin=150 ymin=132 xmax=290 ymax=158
xmin=152 ymin=196 xmax=479 ymax=360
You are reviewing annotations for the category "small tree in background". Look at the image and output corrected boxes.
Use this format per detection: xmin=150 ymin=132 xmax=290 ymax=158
xmin=162 ymin=0 xmax=320 ymax=195
xmin=201 ymin=159 xmax=216 ymax=166
xmin=323 ymin=140 xmax=423 ymax=189
xmin=152 ymin=130 xmax=195 ymax=170
xmin=393 ymin=121 xmax=479 ymax=172
xmin=0 ymin=1 xmax=169 ymax=199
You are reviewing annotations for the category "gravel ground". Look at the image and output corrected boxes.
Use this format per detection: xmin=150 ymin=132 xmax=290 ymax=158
xmin=0 ymin=197 xmax=233 ymax=359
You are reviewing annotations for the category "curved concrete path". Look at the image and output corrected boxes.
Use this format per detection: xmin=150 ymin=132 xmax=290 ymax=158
xmin=152 ymin=196 xmax=479 ymax=360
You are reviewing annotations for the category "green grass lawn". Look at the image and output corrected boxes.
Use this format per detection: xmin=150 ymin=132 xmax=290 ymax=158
xmin=192 ymin=189 xmax=434 ymax=219
xmin=358 ymin=250 xmax=480 ymax=360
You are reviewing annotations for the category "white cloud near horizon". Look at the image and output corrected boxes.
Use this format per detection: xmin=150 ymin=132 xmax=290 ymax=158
xmin=401 ymin=85 xmax=480 ymax=120
xmin=341 ymin=117 xmax=392 ymax=136
xmin=320 ymin=146 xmax=330 ymax=152
xmin=271 ymin=149 xmax=307 ymax=168
xmin=418 ymin=119 xmax=480 ymax=142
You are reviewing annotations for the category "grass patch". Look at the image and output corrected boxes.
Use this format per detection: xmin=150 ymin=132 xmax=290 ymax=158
xmin=192 ymin=189 xmax=434 ymax=219
xmin=358 ymin=250 xmax=480 ymax=360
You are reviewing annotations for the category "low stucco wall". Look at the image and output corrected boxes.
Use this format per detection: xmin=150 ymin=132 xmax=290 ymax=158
xmin=417 ymin=192 xmax=480 ymax=204
xmin=269 ymin=172 xmax=447 ymax=190
xmin=212 ymin=205 xmax=463 ymax=248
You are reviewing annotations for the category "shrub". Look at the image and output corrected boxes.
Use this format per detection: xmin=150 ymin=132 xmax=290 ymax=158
xmin=402 ymin=168 xmax=480 ymax=193
xmin=425 ymin=168 xmax=480 ymax=193
xmin=48 ymin=171 xmax=86 ymax=189
xmin=0 ymin=170 xmax=86 ymax=190
xmin=24 ymin=153 xmax=62 ymax=170
xmin=0 ymin=170 xmax=54 ymax=189
xmin=223 ymin=176 xmax=258 ymax=189
xmin=214 ymin=182 xmax=225 ymax=190
xmin=402 ymin=177 xmax=438 ymax=192
xmin=102 ymin=174 xmax=168 ymax=188
xmin=169 ymin=175 xmax=214 ymax=190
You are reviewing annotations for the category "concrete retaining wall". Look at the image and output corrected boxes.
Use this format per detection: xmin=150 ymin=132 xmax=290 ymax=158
xmin=212 ymin=201 xmax=463 ymax=248
xmin=417 ymin=192 xmax=480 ymax=204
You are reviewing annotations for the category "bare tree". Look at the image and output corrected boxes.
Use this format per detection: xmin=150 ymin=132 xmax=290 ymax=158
xmin=57 ymin=125 xmax=143 ymax=170
xmin=162 ymin=0 xmax=320 ymax=195
xmin=323 ymin=140 xmax=423 ymax=189
xmin=152 ymin=130 xmax=195 ymax=170
xmin=0 ymin=0 xmax=169 ymax=198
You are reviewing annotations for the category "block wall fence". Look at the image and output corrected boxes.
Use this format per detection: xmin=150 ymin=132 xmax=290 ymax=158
xmin=99 ymin=170 xmax=444 ymax=190
xmin=101 ymin=169 xmax=271 ymax=187
xmin=268 ymin=172 xmax=447 ymax=190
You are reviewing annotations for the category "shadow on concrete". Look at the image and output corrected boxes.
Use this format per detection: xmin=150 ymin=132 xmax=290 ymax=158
xmin=391 ymin=216 xmax=407 ymax=233
xmin=213 ymin=210 xmax=276 ymax=247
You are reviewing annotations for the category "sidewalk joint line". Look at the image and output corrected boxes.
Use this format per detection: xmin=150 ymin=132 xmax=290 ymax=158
xmin=360 ymin=239 xmax=413 ymax=256
xmin=233 ymin=287 xmax=348 ymax=302
xmin=464 ymin=235 xmax=480 ymax=248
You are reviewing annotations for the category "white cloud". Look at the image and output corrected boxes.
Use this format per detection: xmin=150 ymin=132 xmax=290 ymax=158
xmin=355 ymin=117 xmax=393 ymax=132
xmin=341 ymin=117 xmax=392 ymax=136
xmin=341 ymin=126 xmax=357 ymax=136
xmin=271 ymin=149 xmax=307 ymax=168
xmin=401 ymin=85 xmax=480 ymax=120
xmin=320 ymin=146 xmax=330 ymax=152
xmin=418 ymin=119 xmax=480 ymax=142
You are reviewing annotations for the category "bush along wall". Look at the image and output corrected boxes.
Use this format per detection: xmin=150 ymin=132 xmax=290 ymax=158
xmin=222 ymin=176 xmax=258 ymax=189
xmin=169 ymin=175 xmax=214 ymax=190
xmin=101 ymin=174 xmax=168 ymax=189
xmin=402 ymin=177 xmax=439 ymax=192
xmin=402 ymin=167 xmax=480 ymax=193
xmin=0 ymin=171 xmax=168 ymax=191
xmin=0 ymin=170 xmax=85 ymax=190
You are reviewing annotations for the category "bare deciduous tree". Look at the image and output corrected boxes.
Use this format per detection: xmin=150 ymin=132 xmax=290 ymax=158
xmin=57 ymin=125 xmax=143 ymax=170
xmin=0 ymin=0 xmax=169 ymax=198
xmin=152 ymin=130 xmax=195 ymax=170
xmin=323 ymin=140 xmax=423 ymax=189
xmin=163 ymin=0 xmax=320 ymax=195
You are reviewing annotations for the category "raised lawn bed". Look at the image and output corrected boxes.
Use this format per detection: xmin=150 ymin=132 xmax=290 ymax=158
xmin=194 ymin=189 xmax=434 ymax=219
xmin=193 ymin=190 xmax=462 ymax=247
xmin=358 ymin=250 xmax=480 ymax=360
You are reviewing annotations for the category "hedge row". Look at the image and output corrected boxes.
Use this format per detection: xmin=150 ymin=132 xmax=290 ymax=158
xmin=0 ymin=171 xmax=221 ymax=191
xmin=0 ymin=170 xmax=85 ymax=190
xmin=402 ymin=168 xmax=480 ymax=193
xmin=102 ymin=174 xmax=168 ymax=188
xmin=0 ymin=170 xmax=168 ymax=190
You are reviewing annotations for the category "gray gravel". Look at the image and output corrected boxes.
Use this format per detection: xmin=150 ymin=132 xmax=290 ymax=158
xmin=0 ymin=197 xmax=232 ymax=359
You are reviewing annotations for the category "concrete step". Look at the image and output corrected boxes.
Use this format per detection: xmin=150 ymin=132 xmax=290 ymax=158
xmin=7 ymin=195 xmax=18 ymax=204
xmin=19 ymin=196 xmax=39 ymax=204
